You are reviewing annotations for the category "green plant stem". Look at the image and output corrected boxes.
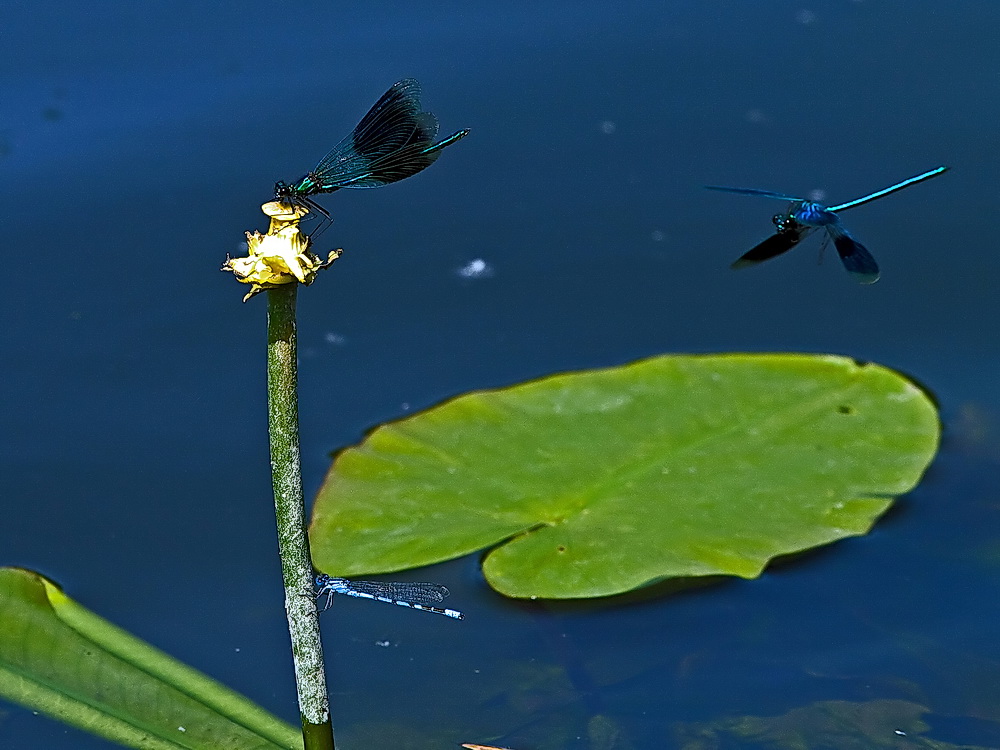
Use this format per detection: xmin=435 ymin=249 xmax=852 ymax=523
xmin=266 ymin=284 xmax=335 ymax=750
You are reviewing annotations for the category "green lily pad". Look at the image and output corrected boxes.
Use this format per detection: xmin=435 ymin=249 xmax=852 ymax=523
xmin=0 ymin=567 xmax=301 ymax=750
xmin=310 ymin=354 xmax=939 ymax=599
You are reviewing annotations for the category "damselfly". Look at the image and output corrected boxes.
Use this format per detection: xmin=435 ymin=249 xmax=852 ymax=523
xmin=273 ymin=79 xmax=469 ymax=226
xmin=707 ymin=166 xmax=948 ymax=284
xmin=315 ymin=573 xmax=464 ymax=620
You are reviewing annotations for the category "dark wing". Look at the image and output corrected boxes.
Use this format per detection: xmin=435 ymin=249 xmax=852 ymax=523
xmin=731 ymin=222 xmax=813 ymax=269
xmin=330 ymin=125 xmax=469 ymax=189
xmin=828 ymin=226 xmax=880 ymax=284
xmin=308 ymin=79 xmax=467 ymax=191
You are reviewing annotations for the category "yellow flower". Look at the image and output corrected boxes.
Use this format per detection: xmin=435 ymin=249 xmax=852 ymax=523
xmin=222 ymin=201 xmax=341 ymax=302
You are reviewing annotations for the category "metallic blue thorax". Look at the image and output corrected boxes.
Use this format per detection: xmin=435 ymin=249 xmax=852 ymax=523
xmin=789 ymin=201 xmax=839 ymax=227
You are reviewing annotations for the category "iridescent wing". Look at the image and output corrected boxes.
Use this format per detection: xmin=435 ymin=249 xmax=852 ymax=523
xmin=290 ymin=79 xmax=468 ymax=194
xmin=705 ymin=185 xmax=804 ymax=201
xmin=827 ymin=225 xmax=880 ymax=284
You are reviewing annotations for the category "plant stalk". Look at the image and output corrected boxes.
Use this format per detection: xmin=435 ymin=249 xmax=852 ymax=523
xmin=266 ymin=284 xmax=335 ymax=750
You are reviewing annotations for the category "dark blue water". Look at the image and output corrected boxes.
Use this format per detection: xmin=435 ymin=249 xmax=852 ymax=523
xmin=3 ymin=1 xmax=998 ymax=748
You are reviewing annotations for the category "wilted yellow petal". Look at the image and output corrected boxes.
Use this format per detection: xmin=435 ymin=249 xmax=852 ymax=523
xmin=222 ymin=202 xmax=341 ymax=302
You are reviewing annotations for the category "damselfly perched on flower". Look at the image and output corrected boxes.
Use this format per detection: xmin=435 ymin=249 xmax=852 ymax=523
xmin=273 ymin=79 xmax=469 ymax=224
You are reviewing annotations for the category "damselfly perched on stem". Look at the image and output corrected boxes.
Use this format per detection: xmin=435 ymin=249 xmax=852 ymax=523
xmin=315 ymin=573 xmax=464 ymax=620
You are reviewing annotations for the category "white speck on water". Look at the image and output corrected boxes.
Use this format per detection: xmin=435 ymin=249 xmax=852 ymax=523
xmin=651 ymin=229 xmax=666 ymax=242
xmin=456 ymin=258 xmax=494 ymax=279
xmin=324 ymin=332 xmax=347 ymax=345
xmin=599 ymin=120 xmax=616 ymax=134
xmin=796 ymin=9 xmax=818 ymax=24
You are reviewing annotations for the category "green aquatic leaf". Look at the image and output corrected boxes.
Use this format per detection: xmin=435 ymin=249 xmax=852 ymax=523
xmin=0 ymin=567 xmax=301 ymax=750
xmin=310 ymin=354 xmax=939 ymax=599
